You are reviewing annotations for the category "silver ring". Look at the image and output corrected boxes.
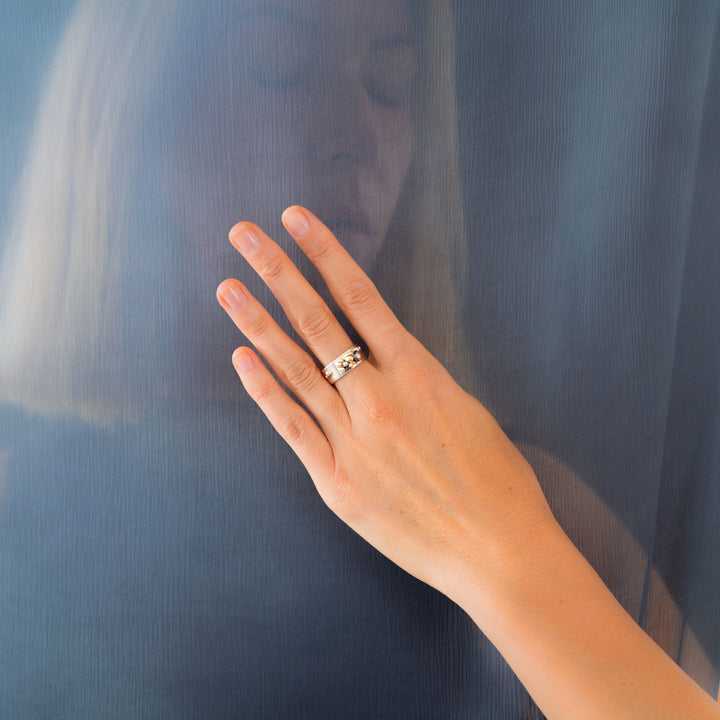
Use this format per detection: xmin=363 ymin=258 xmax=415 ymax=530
xmin=323 ymin=346 xmax=366 ymax=385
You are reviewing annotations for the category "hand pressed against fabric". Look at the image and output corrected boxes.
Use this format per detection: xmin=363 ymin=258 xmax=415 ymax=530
xmin=216 ymin=205 xmax=555 ymax=603
xmin=218 ymin=206 xmax=720 ymax=720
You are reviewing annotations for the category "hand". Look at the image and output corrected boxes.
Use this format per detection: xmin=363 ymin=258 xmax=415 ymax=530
xmin=216 ymin=206 xmax=557 ymax=606
xmin=217 ymin=207 xmax=720 ymax=720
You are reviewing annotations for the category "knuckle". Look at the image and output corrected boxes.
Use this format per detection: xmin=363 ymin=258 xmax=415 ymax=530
xmin=283 ymin=356 xmax=320 ymax=391
xmin=296 ymin=305 xmax=334 ymax=340
xmin=338 ymin=278 xmax=377 ymax=314
xmin=304 ymin=233 xmax=335 ymax=263
xmin=361 ymin=394 xmax=401 ymax=433
xmin=243 ymin=310 xmax=271 ymax=339
xmin=257 ymin=251 xmax=285 ymax=285
xmin=252 ymin=379 xmax=276 ymax=405
xmin=278 ymin=411 xmax=309 ymax=447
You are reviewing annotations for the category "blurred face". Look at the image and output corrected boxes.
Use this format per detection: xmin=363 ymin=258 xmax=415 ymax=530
xmin=172 ymin=0 xmax=417 ymax=270
xmin=162 ymin=0 xmax=418 ymax=397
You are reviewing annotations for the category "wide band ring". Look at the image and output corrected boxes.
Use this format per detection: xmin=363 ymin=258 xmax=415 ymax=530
xmin=322 ymin=346 xmax=366 ymax=385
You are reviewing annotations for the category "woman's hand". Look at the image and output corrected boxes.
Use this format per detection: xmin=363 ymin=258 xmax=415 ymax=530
xmin=217 ymin=206 xmax=720 ymax=719
xmin=216 ymin=205 xmax=556 ymax=606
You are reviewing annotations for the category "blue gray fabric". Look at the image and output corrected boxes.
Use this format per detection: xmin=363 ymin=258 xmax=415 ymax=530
xmin=1 ymin=2 xmax=719 ymax=717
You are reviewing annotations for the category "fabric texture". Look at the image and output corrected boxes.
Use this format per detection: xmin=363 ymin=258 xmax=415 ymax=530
xmin=1 ymin=2 xmax=719 ymax=717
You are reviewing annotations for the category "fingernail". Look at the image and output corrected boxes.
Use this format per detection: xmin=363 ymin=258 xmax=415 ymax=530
xmin=229 ymin=223 xmax=260 ymax=253
xmin=219 ymin=282 xmax=247 ymax=311
xmin=233 ymin=348 xmax=255 ymax=374
xmin=282 ymin=207 xmax=310 ymax=238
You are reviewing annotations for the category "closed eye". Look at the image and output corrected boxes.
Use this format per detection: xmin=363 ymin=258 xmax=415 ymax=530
xmin=365 ymin=41 xmax=416 ymax=109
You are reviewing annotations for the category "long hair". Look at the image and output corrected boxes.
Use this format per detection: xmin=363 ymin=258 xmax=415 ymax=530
xmin=0 ymin=0 xmax=467 ymax=423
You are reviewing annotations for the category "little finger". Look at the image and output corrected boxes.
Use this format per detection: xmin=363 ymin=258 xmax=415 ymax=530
xmin=217 ymin=278 xmax=343 ymax=422
xmin=231 ymin=347 xmax=335 ymax=481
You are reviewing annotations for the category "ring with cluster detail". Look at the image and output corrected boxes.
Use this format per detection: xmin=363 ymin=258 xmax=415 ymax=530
xmin=322 ymin=346 xmax=366 ymax=384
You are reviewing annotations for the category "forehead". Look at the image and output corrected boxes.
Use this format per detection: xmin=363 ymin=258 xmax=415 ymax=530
xmin=236 ymin=0 xmax=413 ymax=44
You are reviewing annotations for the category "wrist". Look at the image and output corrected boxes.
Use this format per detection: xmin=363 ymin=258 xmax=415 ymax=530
xmin=443 ymin=511 xmax=720 ymax=720
xmin=440 ymin=504 xmax=569 ymax=628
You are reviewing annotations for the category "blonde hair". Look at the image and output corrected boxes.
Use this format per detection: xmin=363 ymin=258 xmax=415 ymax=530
xmin=0 ymin=0 xmax=467 ymax=423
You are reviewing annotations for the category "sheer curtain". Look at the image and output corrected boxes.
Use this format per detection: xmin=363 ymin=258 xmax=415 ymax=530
xmin=1 ymin=2 xmax=718 ymax=717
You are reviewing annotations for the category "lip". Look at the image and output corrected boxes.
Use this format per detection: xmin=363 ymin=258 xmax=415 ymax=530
xmin=316 ymin=205 xmax=373 ymax=237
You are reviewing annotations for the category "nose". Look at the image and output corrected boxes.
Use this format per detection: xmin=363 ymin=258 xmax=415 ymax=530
xmin=310 ymin=71 xmax=381 ymax=170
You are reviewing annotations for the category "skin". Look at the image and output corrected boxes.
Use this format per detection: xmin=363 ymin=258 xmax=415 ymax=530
xmin=172 ymin=0 xmax=416 ymax=268
xmin=167 ymin=0 xmax=416 ymax=397
xmin=216 ymin=206 xmax=720 ymax=718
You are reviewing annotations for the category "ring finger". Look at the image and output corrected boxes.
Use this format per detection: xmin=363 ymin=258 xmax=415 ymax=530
xmin=216 ymin=278 xmax=343 ymax=423
xmin=227 ymin=221 xmax=373 ymax=386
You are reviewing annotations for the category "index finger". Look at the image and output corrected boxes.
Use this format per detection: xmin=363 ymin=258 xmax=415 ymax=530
xmin=281 ymin=206 xmax=407 ymax=365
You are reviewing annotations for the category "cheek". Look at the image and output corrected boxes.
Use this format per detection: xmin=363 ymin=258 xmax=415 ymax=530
xmin=381 ymin=115 xmax=416 ymax=201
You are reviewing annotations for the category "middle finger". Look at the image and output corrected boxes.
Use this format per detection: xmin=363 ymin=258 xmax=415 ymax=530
xmin=228 ymin=221 xmax=361 ymax=369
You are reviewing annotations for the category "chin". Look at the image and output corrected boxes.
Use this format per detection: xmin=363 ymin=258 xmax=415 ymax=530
xmin=328 ymin=228 xmax=385 ymax=271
